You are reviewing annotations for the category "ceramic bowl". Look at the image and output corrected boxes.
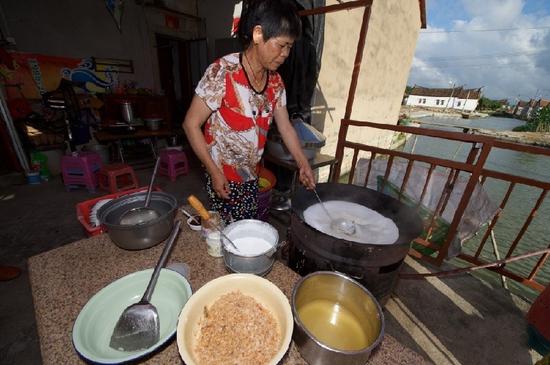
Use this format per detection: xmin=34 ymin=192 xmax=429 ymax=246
xmin=177 ymin=273 xmax=293 ymax=365
xmin=72 ymin=268 xmax=192 ymax=364
xmin=186 ymin=215 xmax=202 ymax=231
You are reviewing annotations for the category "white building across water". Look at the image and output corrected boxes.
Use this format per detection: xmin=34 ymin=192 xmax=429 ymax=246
xmin=405 ymin=86 xmax=482 ymax=112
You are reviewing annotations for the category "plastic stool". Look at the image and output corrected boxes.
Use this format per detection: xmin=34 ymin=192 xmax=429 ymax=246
xmin=97 ymin=163 xmax=139 ymax=193
xmin=61 ymin=152 xmax=103 ymax=192
xmin=159 ymin=149 xmax=189 ymax=182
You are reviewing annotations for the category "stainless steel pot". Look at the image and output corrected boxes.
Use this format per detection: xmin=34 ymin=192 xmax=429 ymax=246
xmin=221 ymin=219 xmax=279 ymax=276
xmin=120 ymin=101 xmax=133 ymax=123
xmin=292 ymin=271 xmax=385 ymax=365
xmin=145 ymin=118 xmax=162 ymax=131
xmin=98 ymin=192 xmax=178 ymax=250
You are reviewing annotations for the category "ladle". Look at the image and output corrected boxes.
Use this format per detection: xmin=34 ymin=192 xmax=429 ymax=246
xmin=185 ymin=195 xmax=241 ymax=252
xmin=119 ymin=157 xmax=161 ymax=225
xmin=312 ymin=188 xmax=356 ymax=235
xmin=109 ymin=220 xmax=181 ymax=351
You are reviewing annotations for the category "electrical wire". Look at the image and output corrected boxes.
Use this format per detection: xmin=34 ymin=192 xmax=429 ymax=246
xmin=412 ymin=61 xmax=539 ymax=70
xmin=421 ymin=25 xmax=550 ymax=34
xmin=422 ymin=49 xmax=550 ymax=62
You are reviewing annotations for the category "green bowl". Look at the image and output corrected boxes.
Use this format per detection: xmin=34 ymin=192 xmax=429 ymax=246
xmin=72 ymin=268 xmax=192 ymax=364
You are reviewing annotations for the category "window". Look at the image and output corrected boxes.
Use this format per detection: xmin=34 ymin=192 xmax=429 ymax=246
xmin=457 ymin=101 xmax=461 ymax=107
xmin=423 ymin=98 xmax=427 ymax=104
xmin=436 ymin=100 xmax=440 ymax=105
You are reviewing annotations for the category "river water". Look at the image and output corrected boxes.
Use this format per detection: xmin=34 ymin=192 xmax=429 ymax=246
xmin=401 ymin=115 xmax=550 ymax=302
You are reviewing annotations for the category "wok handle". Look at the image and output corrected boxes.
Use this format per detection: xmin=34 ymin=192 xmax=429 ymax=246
xmin=141 ymin=220 xmax=181 ymax=302
xmin=188 ymin=195 xmax=211 ymax=221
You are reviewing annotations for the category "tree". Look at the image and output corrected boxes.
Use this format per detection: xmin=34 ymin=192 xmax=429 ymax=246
xmin=514 ymin=106 xmax=550 ymax=132
xmin=477 ymin=97 xmax=503 ymax=111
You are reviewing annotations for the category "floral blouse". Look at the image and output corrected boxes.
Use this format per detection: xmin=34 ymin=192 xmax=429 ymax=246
xmin=195 ymin=52 xmax=286 ymax=182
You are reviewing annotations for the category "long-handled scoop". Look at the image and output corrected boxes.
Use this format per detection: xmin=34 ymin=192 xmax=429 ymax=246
xmin=312 ymin=188 xmax=356 ymax=236
xmin=186 ymin=195 xmax=240 ymax=252
xmin=109 ymin=220 xmax=182 ymax=351
xmin=119 ymin=157 xmax=161 ymax=225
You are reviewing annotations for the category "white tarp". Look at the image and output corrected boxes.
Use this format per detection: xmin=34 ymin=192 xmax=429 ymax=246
xmin=352 ymin=158 xmax=500 ymax=258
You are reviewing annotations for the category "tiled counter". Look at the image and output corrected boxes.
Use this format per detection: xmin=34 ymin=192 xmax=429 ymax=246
xmin=29 ymin=216 xmax=429 ymax=364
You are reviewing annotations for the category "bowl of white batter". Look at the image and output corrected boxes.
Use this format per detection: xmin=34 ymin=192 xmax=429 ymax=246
xmin=221 ymin=219 xmax=280 ymax=276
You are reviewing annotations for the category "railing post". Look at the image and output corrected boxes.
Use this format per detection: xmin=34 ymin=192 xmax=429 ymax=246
xmin=333 ymin=119 xmax=349 ymax=182
xmin=435 ymin=142 xmax=493 ymax=263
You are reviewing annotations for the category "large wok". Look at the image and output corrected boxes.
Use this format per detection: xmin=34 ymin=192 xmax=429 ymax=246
xmin=289 ymin=183 xmax=423 ymax=304
xmin=292 ymin=183 xmax=423 ymax=247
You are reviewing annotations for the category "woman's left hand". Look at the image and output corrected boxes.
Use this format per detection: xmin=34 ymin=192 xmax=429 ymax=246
xmin=299 ymin=163 xmax=316 ymax=190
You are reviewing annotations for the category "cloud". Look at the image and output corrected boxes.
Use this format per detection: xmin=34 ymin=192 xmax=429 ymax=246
xmin=408 ymin=0 xmax=550 ymax=100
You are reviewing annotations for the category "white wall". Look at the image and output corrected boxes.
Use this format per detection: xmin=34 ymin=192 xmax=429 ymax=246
xmin=313 ymin=0 xmax=421 ymax=179
xmin=407 ymin=95 xmax=478 ymax=112
xmin=406 ymin=95 xmax=452 ymax=109
xmin=454 ymin=98 xmax=478 ymax=112
xmin=3 ymin=0 xmax=203 ymax=92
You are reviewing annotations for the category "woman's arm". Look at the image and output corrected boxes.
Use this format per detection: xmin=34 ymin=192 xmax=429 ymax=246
xmin=273 ymin=106 xmax=316 ymax=189
xmin=182 ymin=95 xmax=230 ymax=199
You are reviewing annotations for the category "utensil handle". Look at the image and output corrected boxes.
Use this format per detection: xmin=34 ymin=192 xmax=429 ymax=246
xmin=313 ymin=188 xmax=334 ymax=220
xmin=188 ymin=195 xmax=211 ymax=221
xmin=180 ymin=207 xmax=201 ymax=225
xmin=141 ymin=220 xmax=181 ymax=302
xmin=181 ymin=204 xmax=239 ymax=252
xmin=145 ymin=157 xmax=161 ymax=208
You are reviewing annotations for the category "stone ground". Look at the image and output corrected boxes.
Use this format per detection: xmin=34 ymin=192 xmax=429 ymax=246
xmin=0 ymin=159 xmax=543 ymax=365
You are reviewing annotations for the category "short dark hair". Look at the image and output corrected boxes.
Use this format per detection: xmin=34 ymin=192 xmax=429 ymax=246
xmin=237 ymin=0 xmax=302 ymax=48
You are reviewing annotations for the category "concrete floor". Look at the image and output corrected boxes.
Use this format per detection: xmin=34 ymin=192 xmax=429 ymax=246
xmin=0 ymin=160 xmax=543 ymax=365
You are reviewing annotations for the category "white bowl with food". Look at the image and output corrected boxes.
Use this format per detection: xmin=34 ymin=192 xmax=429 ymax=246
xmin=177 ymin=273 xmax=293 ymax=365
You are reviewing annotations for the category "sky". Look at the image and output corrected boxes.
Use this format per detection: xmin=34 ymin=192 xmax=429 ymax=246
xmin=407 ymin=0 xmax=550 ymax=101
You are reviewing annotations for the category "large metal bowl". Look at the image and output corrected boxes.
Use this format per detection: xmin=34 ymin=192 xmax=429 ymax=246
xmin=221 ymin=219 xmax=279 ymax=276
xmin=292 ymin=271 xmax=385 ymax=365
xmin=98 ymin=191 xmax=177 ymax=250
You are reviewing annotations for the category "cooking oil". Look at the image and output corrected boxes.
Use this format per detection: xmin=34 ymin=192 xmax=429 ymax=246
xmin=297 ymin=299 xmax=377 ymax=351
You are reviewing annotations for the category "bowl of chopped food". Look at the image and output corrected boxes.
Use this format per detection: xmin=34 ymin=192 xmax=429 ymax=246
xmin=176 ymin=273 xmax=293 ymax=365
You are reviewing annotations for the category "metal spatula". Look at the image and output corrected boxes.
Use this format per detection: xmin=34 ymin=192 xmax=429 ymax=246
xmin=109 ymin=220 xmax=181 ymax=351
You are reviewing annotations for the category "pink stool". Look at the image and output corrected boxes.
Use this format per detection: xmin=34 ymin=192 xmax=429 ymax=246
xmin=61 ymin=152 xmax=103 ymax=192
xmin=159 ymin=149 xmax=189 ymax=182
xmin=97 ymin=163 xmax=139 ymax=193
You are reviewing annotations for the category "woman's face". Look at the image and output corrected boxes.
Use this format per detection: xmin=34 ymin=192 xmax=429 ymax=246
xmin=252 ymin=27 xmax=294 ymax=71
xmin=259 ymin=36 xmax=294 ymax=71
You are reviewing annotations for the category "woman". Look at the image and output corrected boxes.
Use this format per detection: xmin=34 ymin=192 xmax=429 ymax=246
xmin=183 ymin=0 xmax=315 ymax=223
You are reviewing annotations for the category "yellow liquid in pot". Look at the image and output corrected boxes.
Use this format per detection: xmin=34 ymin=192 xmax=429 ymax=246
xmin=298 ymin=299 xmax=375 ymax=351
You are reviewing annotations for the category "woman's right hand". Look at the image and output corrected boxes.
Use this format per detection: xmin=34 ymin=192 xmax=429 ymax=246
xmin=211 ymin=169 xmax=230 ymax=199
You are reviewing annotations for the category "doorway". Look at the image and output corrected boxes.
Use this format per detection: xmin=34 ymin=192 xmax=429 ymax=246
xmin=155 ymin=34 xmax=208 ymax=128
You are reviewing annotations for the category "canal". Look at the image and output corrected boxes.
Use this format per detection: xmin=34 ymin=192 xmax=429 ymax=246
xmin=403 ymin=115 xmax=550 ymax=302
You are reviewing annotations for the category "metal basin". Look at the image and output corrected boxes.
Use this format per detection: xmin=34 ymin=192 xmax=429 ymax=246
xmin=98 ymin=192 xmax=177 ymax=250
xmin=221 ymin=219 xmax=279 ymax=276
xmin=292 ymin=271 xmax=385 ymax=365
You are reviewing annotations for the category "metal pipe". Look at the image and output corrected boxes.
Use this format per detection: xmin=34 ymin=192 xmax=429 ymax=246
xmin=0 ymin=86 xmax=30 ymax=172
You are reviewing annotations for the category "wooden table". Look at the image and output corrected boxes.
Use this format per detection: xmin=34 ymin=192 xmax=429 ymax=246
xmin=94 ymin=128 xmax=176 ymax=163
xmin=28 ymin=214 xmax=429 ymax=364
